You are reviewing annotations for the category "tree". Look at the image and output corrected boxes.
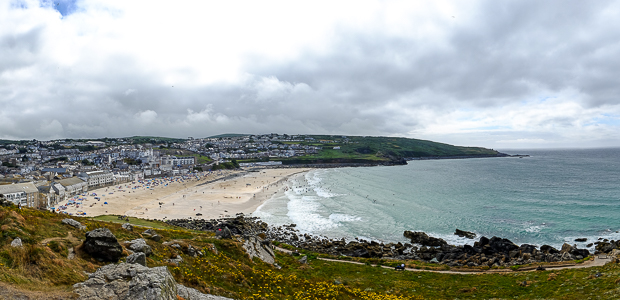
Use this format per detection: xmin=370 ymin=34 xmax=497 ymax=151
xmin=231 ymin=159 xmax=240 ymax=168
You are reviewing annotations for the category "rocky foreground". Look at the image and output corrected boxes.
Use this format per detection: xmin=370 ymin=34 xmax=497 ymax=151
xmin=166 ymin=215 xmax=619 ymax=268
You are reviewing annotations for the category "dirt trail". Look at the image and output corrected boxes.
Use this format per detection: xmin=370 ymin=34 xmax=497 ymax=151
xmin=40 ymin=232 xmax=79 ymax=245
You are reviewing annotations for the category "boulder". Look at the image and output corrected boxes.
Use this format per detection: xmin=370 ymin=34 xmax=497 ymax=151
xmin=126 ymin=252 xmax=146 ymax=266
xmin=122 ymin=223 xmax=133 ymax=231
xmin=142 ymin=229 xmax=162 ymax=242
xmin=560 ymin=243 xmax=574 ymax=253
xmin=575 ymin=238 xmax=587 ymax=242
xmin=242 ymin=235 xmax=275 ymax=264
xmin=403 ymin=231 xmax=447 ymax=246
xmin=10 ymin=237 xmax=22 ymax=248
xmin=167 ymin=255 xmax=184 ymax=266
xmin=540 ymin=245 xmax=560 ymax=254
xmin=62 ymin=218 xmax=86 ymax=230
xmin=83 ymin=228 xmax=123 ymax=262
xmin=488 ymin=237 xmax=519 ymax=253
xmin=595 ymin=242 xmax=615 ymax=254
xmin=215 ymin=226 xmax=233 ymax=239
xmin=126 ymin=238 xmax=152 ymax=256
xmin=298 ymin=255 xmax=308 ymax=264
xmin=571 ymin=247 xmax=590 ymax=257
xmin=344 ymin=248 xmax=370 ymax=258
xmin=73 ymin=263 xmax=232 ymax=300
xmin=454 ymin=229 xmax=476 ymax=239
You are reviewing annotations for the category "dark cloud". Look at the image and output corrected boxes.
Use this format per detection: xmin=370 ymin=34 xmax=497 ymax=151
xmin=1 ymin=1 xmax=619 ymax=148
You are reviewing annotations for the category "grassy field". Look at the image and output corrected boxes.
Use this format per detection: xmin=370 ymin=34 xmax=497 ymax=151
xmin=0 ymin=206 xmax=618 ymax=299
xmin=273 ymin=136 xmax=502 ymax=164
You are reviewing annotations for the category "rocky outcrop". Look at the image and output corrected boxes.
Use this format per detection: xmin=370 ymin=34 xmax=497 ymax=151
xmin=455 ymin=229 xmax=476 ymax=239
xmin=215 ymin=226 xmax=233 ymax=239
xmin=163 ymin=241 xmax=200 ymax=258
xmin=122 ymin=223 xmax=133 ymax=231
xmin=142 ymin=229 xmax=162 ymax=242
xmin=403 ymin=231 xmax=447 ymax=246
xmin=242 ymin=235 xmax=275 ymax=264
xmin=165 ymin=215 xmax=594 ymax=268
xmin=73 ymin=263 xmax=232 ymax=300
xmin=62 ymin=218 xmax=86 ymax=230
xmin=127 ymin=252 xmax=146 ymax=266
xmin=126 ymin=238 xmax=152 ymax=256
xmin=83 ymin=228 xmax=123 ymax=262
xmin=166 ymin=215 xmax=269 ymax=236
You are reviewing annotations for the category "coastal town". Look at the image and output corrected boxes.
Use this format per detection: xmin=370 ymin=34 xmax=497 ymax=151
xmin=0 ymin=134 xmax=340 ymax=210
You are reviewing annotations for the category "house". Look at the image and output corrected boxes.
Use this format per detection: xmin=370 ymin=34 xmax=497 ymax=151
xmin=0 ymin=182 xmax=41 ymax=208
xmin=57 ymin=177 xmax=88 ymax=197
xmin=77 ymin=170 xmax=114 ymax=188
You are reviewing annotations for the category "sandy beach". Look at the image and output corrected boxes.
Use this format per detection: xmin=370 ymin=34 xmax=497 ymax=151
xmin=57 ymin=168 xmax=310 ymax=220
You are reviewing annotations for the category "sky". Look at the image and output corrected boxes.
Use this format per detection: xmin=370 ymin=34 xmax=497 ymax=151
xmin=1 ymin=0 xmax=620 ymax=149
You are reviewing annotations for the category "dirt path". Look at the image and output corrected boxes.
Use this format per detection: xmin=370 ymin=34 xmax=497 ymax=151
xmin=275 ymin=246 xmax=612 ymax=274
xmin=40 ymin=232 xmax=79 ymax=245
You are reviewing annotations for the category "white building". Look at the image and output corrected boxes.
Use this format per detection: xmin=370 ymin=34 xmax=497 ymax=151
xmin=57 ymin=177 xmax=88 ymax=196
xmin=0 ymin=182 xmax=40 ymax=207
xmin=78 ymin=170 xmax=114 ymax=187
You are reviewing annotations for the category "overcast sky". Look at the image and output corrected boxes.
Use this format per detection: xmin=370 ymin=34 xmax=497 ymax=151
xmin=2 ymin=0 xmax=620 ymax=149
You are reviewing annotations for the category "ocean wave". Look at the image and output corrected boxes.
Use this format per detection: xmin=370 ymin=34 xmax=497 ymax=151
xmin=329 ymin=213 xmax=362 ymax=223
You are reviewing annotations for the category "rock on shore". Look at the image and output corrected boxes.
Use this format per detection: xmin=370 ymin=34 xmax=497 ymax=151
xmin=166 ymin=216 xmax=603 ymax=268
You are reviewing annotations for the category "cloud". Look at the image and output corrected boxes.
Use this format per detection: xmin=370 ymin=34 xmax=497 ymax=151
xmin=0 ymin=0 xmax=619 ymax=148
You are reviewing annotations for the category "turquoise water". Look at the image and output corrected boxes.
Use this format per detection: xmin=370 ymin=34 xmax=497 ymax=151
xmin=253 ymin=148 xmax=620 ymax=250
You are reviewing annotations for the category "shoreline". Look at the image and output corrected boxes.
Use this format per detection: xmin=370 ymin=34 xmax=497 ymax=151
xmin=166 ymin=214 xmax=610 ymax=270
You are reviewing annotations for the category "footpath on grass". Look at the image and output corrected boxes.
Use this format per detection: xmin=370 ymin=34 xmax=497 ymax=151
xmin=274 ymin=246 xmax=612 ymax=275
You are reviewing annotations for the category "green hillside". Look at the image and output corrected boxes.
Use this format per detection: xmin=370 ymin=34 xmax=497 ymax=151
xmin=278 ymin=135 xmax=502 ymax=164
xmin=0 ymin=206 xmax=617 ymax=299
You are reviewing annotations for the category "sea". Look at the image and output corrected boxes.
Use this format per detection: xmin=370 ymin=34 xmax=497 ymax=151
xmin=253 ymin=148 xmax=620 ymax=251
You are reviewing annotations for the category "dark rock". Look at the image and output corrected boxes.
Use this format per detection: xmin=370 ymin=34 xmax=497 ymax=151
xmin=463 ymin=244 xmax=480 ymax=254
xmin=454 ymin=229 xmax=476 ymax=239
xmin=518 ymin=244 xmax=537 ymax=254
xmin=540 ymin=245 xmax=559 ymax=254
xmin=488 ymin=236 xmax=518 ymax=253
xmin=560 ymin=243 xmax=574 ymax=253
xmin=595 ymin=242 xmax=615 ymax=254
xmin=474 ymin=236 xmax=490 ymax=248
xmin=575 ymin=238 xmax=587 ymax=242
xmin=216 ymin=226 xmax=233 ymax=239
xmin=403 ymin=231 xmax=447 ymax=246
xmin=83 ymin=228 xmax=123 ymax=262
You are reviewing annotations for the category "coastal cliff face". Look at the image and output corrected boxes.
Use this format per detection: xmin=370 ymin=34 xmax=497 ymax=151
xmin=166 ymin=215 xmax=605 ymax=269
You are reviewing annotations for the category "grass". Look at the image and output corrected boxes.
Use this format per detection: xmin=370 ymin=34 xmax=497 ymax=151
xmin=88 ymin=215 xmax=179 ymax=230
xmin=1 ymin=206 xmax=620 ymax=299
